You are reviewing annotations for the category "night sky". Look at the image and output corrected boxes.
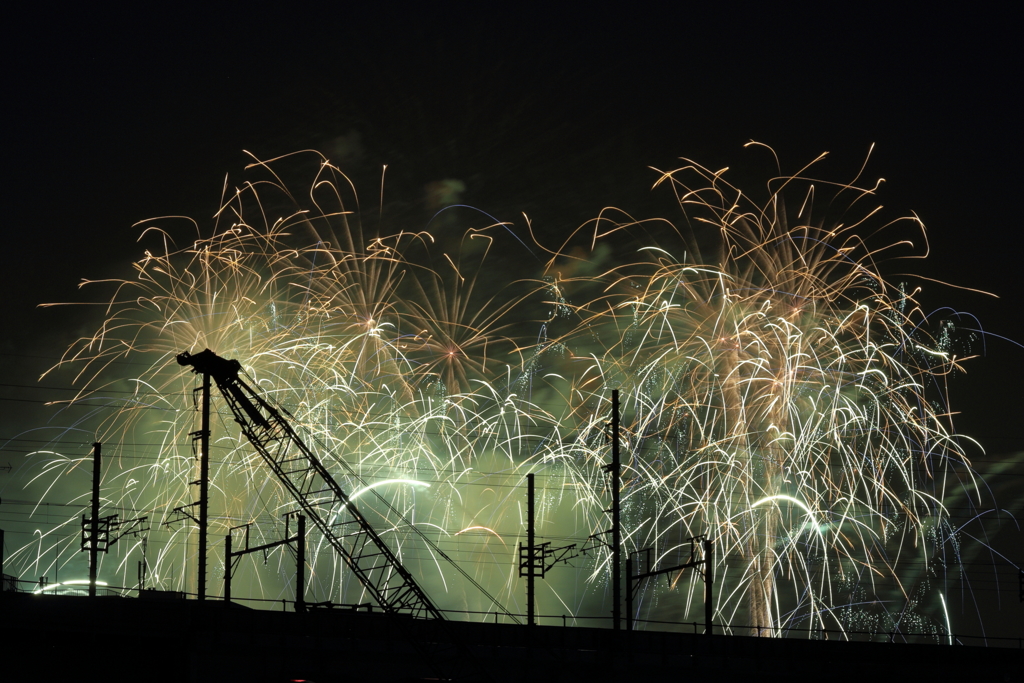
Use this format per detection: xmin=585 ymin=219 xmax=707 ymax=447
xmin=3 ymin=6 xmax=1021 ymax=638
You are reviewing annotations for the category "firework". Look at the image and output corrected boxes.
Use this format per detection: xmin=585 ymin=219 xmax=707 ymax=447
xmin=6 ymin=147 xmax=993 ymax=640
xmin=537 ymin=145 xmax=984 ymax=635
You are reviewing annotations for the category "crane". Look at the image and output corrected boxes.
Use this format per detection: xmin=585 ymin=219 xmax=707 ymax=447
xmin=176 ymin=349 xmax=443 ymax=619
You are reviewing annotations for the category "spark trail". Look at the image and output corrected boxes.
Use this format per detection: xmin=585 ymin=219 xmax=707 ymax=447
xmin=8 ymin=147 xmax=998 ymax=640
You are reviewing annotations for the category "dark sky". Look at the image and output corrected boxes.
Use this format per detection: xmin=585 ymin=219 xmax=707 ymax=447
xmin=3 ymin=5 xmax=1021 ymax=636
xmin=7 ymin=5 xmax=1021 ymax=446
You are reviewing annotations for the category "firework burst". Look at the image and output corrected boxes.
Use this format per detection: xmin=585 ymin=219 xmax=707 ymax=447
xmin=8 ymin=146 xmax=994 ymax=639
xmin=537 ymin=145 xmax=982 ymax=635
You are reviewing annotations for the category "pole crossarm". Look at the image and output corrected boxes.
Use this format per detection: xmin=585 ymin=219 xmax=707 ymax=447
xmin=228 ymin=523 xmax=297 ymax=562
xmin=580 ymin=389 xmax=623 ymax=629
xmin=627 ymin=534 xmax=714 ymax=634
xmin=581 ymin=530 xmax=613 ymax=554
xmin=82 ymin=442 xmax=149 ymax=598
xmin=629 ymin=554 xmax=702 ymax=596
xmin=225 ymin=515 xmax=307 ymax=610
xmin=629 ymin=535 xmax=708 ymax=596
xmin=177 ymin=349 xmax=444 ymax=620
xmin=82 ymin=513 xmax=149 ymax=552
xmin=519 ymin=541 xmax=578 ymax=578
xmin=164 ymin=502 xmax=200 ymax=526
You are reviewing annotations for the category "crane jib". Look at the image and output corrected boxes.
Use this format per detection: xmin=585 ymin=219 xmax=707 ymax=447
xmin=175 ymin=348 xmax=445 ymax=620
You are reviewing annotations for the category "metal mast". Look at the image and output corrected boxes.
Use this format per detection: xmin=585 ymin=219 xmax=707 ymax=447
xmin=527 ymin=472 xmax=536 ymax=626
xmin=164 ymin=372 xmax=212 ymax=600
xmin=519 ymin=472 xmax=577 ymax=627
xmin=88 ymin=442 xmax=100 ymax=598
xmin=198 ymin=370 xmax=210 ymax=601
xmin=81 ymin=442 xmax=148 ymax=594
xmin=176 ymin=349 xmax=443 ymax=619
xmin=610 ymin=389 xmax=621 ymax=630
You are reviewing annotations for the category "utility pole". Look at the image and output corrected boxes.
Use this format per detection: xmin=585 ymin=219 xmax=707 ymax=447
xmin=704 ymin=537 xmax=714 ymax=636
xmin=519 ymin=473 xmax=577 ymax=627
xmin=224 ymin=531 xmax=232 ymax=604
xmin=166 ymin=372 xmax=212 ymax=600
xmin=295 ymin=514 xmax=306 ymax=613
xmin=81 ymin=442 xmax=147 ymax=596
xmin=137 ymin=537 xmax=148 ymax=590
xmin=610 ymin=389 xmax=621 ymax=631
xmin=527 ymin=472 xmax=536 ymax=626
xmin=198 ymin=370 xmax=210 ymax=601
xmin=89 ymin=442 xmax=100 ymax=598
xmin=582 ymin=389 xmax=623 ymax=631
